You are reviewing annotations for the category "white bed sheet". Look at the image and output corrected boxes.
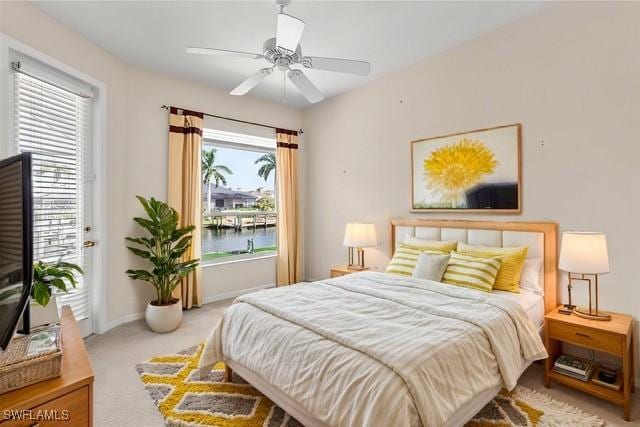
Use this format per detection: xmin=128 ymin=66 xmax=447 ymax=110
xmin=490 ymin=288 xmax=545 ymax=331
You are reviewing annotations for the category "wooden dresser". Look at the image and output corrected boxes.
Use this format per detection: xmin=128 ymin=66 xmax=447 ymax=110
xmin=0 ymin=306 xmax=94 ymax=426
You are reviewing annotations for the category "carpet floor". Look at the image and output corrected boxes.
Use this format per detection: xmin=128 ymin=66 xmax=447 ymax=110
xmin=86 ymin=299 xmax=640 ymax=426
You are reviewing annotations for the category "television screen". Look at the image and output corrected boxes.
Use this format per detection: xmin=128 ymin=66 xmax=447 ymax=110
xmin=0 ymin=153 xmax=33 ymax=351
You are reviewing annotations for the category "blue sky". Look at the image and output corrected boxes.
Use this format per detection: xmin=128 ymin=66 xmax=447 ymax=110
xmin=207 ymin=146 xmax=274 ymax=191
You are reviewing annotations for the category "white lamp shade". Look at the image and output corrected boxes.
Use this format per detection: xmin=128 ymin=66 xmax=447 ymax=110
xmin=343 ymin=223 xmax=377 ymax=248
xmin=559 ymin=232 xmax=610 ymax=274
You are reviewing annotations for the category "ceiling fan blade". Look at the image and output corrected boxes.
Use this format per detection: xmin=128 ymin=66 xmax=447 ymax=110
xmin=287 ymin=69 xmax=324 ymax=103
xmin=303 ymin=56 xmax=371 ymax=76
xmin=186 ymin=47 xmax=263 ymax=60
xmin=276 ymin=13 xmax=305 ymax=52
xmin=230 ymin=68 xmax=274 ymax=96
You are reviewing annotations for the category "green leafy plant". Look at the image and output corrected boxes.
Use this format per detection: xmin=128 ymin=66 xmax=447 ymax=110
xmin=32 ymin=261 xmax=83 ymax=307
xmin=254 ymin=153 xmax=276 ymax=182
xmin=125 ymin=196 xmax=199 ymax=306
xmin=255 ymin=196 xmax=275 ymax=211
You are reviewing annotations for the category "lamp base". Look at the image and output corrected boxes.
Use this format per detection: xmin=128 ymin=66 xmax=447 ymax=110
xmin=346 ymin=265 xmax=368 ymax=271
xmin=572 ymin=307 xmax=612 ymax=321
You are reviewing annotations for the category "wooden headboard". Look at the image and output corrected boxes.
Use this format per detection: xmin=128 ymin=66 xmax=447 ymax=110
xmin=390 ymin=219 xmax=559 ymax=314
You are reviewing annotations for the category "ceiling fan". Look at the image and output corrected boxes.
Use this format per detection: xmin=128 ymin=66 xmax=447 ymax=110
xmin=186 ymin=0 xmax=371 ymax=104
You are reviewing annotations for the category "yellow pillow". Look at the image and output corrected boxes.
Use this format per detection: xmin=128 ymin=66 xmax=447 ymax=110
xmin=403 ymin=236 xmax=458 ymax=253
xmin=385 ymin=243 xmax=445 ymax=276
xmin=457 ymin=242 xmax=528 ymax=292
xmin=442 ymin=252 xmax=502 ymax=293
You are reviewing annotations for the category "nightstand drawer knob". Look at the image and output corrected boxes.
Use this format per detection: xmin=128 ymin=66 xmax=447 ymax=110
xmin=575 ymin=332 xmax=592 ymax=339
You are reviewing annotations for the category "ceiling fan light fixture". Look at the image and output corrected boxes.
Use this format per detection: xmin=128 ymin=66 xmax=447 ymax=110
xmin=186 ymin=0 xmax=370 ymax=104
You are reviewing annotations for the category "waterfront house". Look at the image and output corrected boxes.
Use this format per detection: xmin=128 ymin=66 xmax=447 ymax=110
xmin=204 ymin=184 xmax=258 ymax=210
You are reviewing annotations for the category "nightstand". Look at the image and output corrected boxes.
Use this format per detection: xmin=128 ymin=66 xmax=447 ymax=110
xmin=544 ymin=306 xmax=635 ymax=421
xmin=330 ymin=265 xmax=369 ymax=278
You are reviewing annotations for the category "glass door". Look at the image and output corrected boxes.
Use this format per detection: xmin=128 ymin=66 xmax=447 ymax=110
xmin=13 ymin=62 xmax=95 ymax=337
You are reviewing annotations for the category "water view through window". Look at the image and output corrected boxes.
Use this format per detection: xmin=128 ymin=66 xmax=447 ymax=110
xmin=202 ymin=132 xmax=276 ymax=262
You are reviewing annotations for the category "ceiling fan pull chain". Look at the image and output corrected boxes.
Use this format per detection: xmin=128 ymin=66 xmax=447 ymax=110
xmin=283 ymin=72 xmax=287 ymax=104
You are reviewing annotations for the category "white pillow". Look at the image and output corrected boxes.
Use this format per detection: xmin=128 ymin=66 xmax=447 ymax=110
xmin=412 ymin=252 xmax=451 ymax=282
xmin=519 ymin=258 xmax=543 ymax=295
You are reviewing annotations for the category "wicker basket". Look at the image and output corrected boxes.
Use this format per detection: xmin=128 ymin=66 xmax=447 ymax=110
xmin=0 ymin=325 xmax=62 ymax=394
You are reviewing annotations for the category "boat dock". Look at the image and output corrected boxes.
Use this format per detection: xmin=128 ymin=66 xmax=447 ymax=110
xmin=203 ymin=211 xmax=277 ymax=230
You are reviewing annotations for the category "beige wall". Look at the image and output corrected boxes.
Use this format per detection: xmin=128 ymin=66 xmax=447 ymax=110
xmin=0 ymin=1 xmax=303 ymax=330
xmin=303 ymin=2 xmax=640 ymax=324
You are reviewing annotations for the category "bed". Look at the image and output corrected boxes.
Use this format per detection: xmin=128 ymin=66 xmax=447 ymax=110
xmin=198 ymin=219 xmax=558 ymax=426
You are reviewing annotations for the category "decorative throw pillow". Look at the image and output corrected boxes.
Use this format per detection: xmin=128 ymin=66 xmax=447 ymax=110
xmin=457 ymin=243 xmax=529 ymax=293
xmin=403 ymin=236 xmax=458 ymax=253
xmin=412 ymin=252 xmax=451 ymax=282
xmin=442 ymin=252 xmax=502 ymax=293
xmin=385 ymin=243 xmax=445 ymax=276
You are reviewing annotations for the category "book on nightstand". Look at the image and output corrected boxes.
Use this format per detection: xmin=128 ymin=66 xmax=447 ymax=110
xmin=553 ymin=354 xmax=595 ymax=382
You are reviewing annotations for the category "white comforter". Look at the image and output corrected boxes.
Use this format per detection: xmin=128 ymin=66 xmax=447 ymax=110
xmin=199 ymin=272 xmax=547 ymax=427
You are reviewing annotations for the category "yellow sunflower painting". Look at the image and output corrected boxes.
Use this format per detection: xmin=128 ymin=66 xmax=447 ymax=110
xmin=411 ymin=124 xmax=520 ymax=211
xmin=423 ymin=139 xmax=498 ymax=207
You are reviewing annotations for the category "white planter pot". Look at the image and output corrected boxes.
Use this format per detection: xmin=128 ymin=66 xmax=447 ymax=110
xmin=30 ymin=297 xmax=60 ymax=328
xmin=145 ymin=299 xmax=182 ymax=333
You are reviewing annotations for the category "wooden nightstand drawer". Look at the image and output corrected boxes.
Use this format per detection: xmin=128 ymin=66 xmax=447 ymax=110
xmin=548 ymin=319 xmax=623 ymax=356
xmin=330 ymin=266 xmax=368 ymax=278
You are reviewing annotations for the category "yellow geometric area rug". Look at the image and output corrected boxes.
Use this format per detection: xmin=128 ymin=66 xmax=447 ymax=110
xmin=136 ymin=344 xmax=605 ymax=427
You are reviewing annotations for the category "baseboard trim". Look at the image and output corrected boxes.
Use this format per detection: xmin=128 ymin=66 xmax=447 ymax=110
xmin=97 ymin=283 xmax=275 ymax=335
xmin=100 ymin=312 xmax=145 ymax=334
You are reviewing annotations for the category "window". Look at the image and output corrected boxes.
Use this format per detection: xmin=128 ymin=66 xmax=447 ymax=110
xmin=201 ymin=128 xmax=276 ymax=263
xmin=11 ymin=56 xmax=94 ymax=326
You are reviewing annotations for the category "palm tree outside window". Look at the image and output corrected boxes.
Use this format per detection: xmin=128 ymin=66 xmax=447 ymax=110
xmin=202 ymin=148 xmax=233 ymax=214
xmin=255 ymin=153 xmax=276 ymax=182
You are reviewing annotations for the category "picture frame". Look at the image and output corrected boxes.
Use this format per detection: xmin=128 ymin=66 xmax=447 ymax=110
xmin=411 ymin=123 xmax=521 ymax=213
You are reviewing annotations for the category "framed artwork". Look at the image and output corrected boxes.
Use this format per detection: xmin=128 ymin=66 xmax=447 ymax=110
xmin=411 ymin=124 xmax=521 ymax=213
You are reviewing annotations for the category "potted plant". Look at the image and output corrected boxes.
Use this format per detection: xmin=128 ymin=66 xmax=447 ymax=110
xmin=126 ymin=196 xmax=199 ymax=333
xmin=31 ymin=260 xmax=83 ymax=327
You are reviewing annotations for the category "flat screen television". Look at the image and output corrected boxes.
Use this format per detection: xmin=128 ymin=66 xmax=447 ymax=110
xmin=0 ymin=153 xmax=33 ymax=351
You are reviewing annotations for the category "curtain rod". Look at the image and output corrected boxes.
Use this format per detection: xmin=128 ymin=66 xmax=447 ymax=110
xmin=161 ymin=105 xmax=303 ymax=134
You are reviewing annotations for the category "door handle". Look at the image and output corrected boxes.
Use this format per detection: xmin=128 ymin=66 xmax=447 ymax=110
xmin=83 ymin=240 xmax=96 ymax=248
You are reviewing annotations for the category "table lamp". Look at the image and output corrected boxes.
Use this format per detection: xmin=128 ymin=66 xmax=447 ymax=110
xmin=343 ymin=223 xmax=377 ymax=270
xmin=559 ymin=231 xmax=611 ymax=321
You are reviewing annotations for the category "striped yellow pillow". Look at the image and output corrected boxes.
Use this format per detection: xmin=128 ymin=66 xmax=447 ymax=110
xmin=457 ymin=243 xmax=529 ymax=292
xmin=442 ymin=252 xmax=502 ymax=292
xmin=385 ymin=243 xmax=445 ymax=276
xmin=403 ymin=236 xmax=458 ymax=253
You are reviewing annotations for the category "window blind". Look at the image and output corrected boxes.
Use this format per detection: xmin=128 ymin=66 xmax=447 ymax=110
xmin=13 ymin=67 xmax=92 ymax=321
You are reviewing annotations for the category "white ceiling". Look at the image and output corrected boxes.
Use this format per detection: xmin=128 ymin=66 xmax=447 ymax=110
xmin=34 ymin=1 xmax=545 ymax=109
